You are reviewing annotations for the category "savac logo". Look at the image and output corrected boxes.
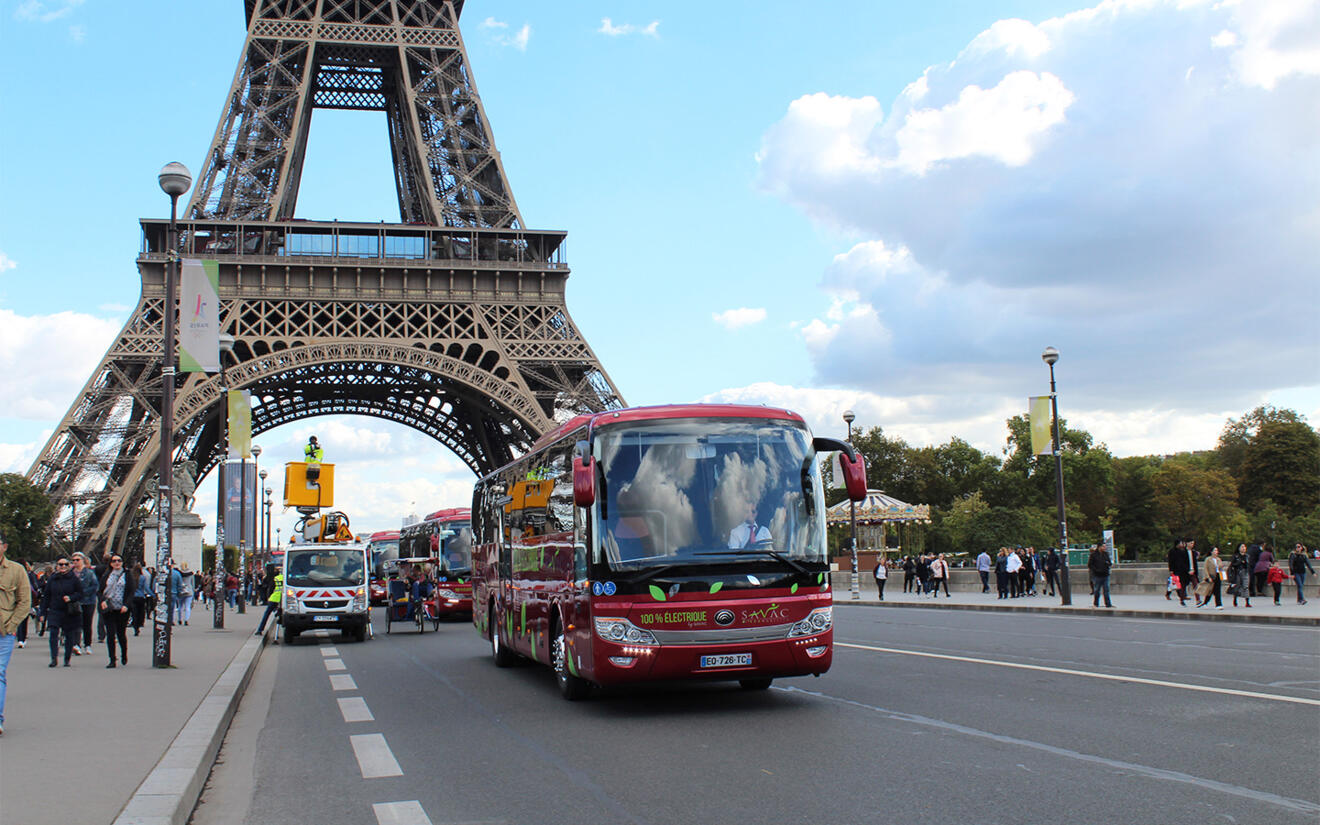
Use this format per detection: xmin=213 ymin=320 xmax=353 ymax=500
xmin=740 ymin=603 xmax=787 ymax=624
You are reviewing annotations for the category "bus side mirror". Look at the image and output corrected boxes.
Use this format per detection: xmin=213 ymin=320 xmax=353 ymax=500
xmin=840 ymin=451 xmax=867 ymax=502
xmin=574 ymin=455 xmax=596 ymax=507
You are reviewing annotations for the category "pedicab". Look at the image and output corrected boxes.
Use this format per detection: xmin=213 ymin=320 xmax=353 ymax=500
xmin=384 ymin=557 xmax=440 ymax=633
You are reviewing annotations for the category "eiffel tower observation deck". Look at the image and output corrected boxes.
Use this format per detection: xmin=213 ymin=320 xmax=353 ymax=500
xmin=28 ymin=0 xmax=624 ymax=557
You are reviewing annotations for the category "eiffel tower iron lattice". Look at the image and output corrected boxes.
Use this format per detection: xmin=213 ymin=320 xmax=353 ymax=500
xmin=28 ymin=0 xmax=624 ymax=557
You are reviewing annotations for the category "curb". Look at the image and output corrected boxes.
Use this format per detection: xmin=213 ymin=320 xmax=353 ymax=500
xmin=112 ymin=623 xmax=273 ymax=825
xmin=835 ymin=598 xmax=1320 ymax=628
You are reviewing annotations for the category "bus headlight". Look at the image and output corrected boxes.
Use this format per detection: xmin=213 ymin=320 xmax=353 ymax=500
xmin=788 ymin=607 xmax=832 ymax=638
xmin=593 ymin=617 xmax=658 ymax=646
xmin=437 ymin=589 xmax=458 ymax=600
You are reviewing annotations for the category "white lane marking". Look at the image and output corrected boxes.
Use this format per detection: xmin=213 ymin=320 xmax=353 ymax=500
xmin=373 ymin=801 xmax=433 ymax=825
xmin=350 ymin=734 xmax=403 ymax=778
xmin=777 ymin=684 xmax=1320 ymax=816
xmin=338 ymin=696 xmax=375 ymax=723
xmin=329 ymin=674 xmax=358 ymax=691
xmin=323 ymin=657 xmax=347 ymax=671
xmin=321 ymin=646 xmax=339 ymax=657
xmin=837 ymin=641 xmax=1320 ymax=706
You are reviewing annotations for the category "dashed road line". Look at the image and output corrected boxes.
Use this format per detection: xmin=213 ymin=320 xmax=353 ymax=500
xmin=372 ymin=801 xmax=432 ymax=825
xmin=324 ymin=657 xmax=347 ymax=672
xmin=350 ymin=733 xmax=403 ymax=778
xmin=321 ymin=646 xmax=339 ymax=657
xmin=338 ymin=696 xmax=375 ymax=723
xmin=836 ymin=641 xmax=1320 ymax=706
xmin=329 ymin=673 xmax=358 ymax=691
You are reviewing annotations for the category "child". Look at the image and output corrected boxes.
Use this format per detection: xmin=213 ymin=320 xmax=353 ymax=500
xmin=1166 ymin=574 xmax=1179 ymax=601
xmin=1265 ymin=561 xmax=1291 ymax=606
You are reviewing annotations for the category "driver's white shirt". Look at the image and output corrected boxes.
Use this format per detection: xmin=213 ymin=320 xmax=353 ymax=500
xmin=728 ymin=523 xmax=771 ymax=549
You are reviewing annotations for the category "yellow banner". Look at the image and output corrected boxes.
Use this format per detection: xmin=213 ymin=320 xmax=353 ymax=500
xmin=1029 ymin=396 xmax=1053 ymax=456
xmin=227 ymin=389 xmax=252 ymax=458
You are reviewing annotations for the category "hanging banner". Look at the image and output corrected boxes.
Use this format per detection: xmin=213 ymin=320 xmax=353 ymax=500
xmin=222 ymin=460 xmax=258 ymax=550
xmin=228 ymin=389 xmax=252 ymax=459
xmin=179 ymin=259 xmax=220 ymax=373
xmin=1029 ymin=396 xmax=1053 ymax=456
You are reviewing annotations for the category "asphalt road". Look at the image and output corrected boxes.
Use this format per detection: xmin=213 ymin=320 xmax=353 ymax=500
xmin=193 ymin=606 xmax=1320 ymax=825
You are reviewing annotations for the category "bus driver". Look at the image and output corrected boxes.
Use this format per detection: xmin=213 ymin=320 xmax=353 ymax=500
xmin=728 ymin=500 xmax=771 ymax=549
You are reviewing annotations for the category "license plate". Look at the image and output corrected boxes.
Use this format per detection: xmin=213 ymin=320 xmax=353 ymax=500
xmin=313 ymin=615 xmax=337 ymax=622
xmin=700 ymin=653 xmax=752 ymax=668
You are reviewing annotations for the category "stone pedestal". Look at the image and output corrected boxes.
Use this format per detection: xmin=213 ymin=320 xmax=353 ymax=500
xmin=143 ymin=512 xmax=206 ymax=573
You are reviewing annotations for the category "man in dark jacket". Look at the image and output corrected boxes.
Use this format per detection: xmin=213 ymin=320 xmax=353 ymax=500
xmin=1089 ymin=543 xmax=1114 ymax=608
xmin=1167 ymin=539 xmax=1193 ymax=606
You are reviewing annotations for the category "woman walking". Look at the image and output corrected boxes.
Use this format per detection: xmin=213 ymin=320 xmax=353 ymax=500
xmin=902 ymin=556 xmax=916 ymax=594
xmin=1252 ymin=545 xmax=1275 ymax=600
xmin=1288 ymin=544 xmax=1314 ymax=605
xmin=1228 ymin=544 xmax=1252 ymax=608
xmin=130 ymin=563 xmax=152 ymax=635
xmin=995 ymin=549 xmax=1010 ymax=599
xmin=1195 ymin=547 xmax=1224 ymax=609
xmin=872 ymin=557 xmax=887 ymax=601
xmin=70 ymin=553 xmax=98 ymax=655
xmin=98 ymin=554 xmax=134 ymax=667
xmin=41 ymin=557 xmax=82 ymax=667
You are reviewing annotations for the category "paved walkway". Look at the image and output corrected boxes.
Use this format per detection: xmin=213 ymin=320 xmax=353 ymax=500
xmin=3 ymin=583 xmax=1316 ymax=825
xmin=833 ymin=578 xmax=1320 ymax=625
xmin=0 ymin=606 xmax=267 ymax=825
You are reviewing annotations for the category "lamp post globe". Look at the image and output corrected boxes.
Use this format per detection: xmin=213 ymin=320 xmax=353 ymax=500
xmin=1041 ymin=346 xmax=1059 ymax=367
xmin=158 ymin=162 xmax=192 ymax=197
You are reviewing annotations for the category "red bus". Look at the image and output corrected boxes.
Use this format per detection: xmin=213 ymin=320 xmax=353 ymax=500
xmin=470 ymin=404 xmax=866 ymax=699
xmin=400 ymin=508 xmax=475 ymax=617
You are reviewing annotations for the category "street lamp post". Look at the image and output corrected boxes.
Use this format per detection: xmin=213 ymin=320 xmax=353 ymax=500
xmin=259 ymin=471 xmax=269 ymax=570
xmin=843 ymin=409 xmax=860 ymax=600
xmin=154 ymin=161 xmax=191 ymax=668
xmin=248 ymin=445 xmax=262 ymax=606
xmin=1042 ymin=347 xmax=1072 ymax=606
xmin=214 ymin=333 xmax=234 ymax=629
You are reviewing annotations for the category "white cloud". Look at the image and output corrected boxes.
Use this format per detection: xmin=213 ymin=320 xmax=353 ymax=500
xmin=0 ymin=252 xmax=15 ymax=273
xmin=712 ymin=307 xmax=767 ymax=329
xmin=598 ymin=18 xmax=660 ymax=37
xmin=482 ymin=17 xmax=530 ymax=51
xmin=0 ymin=308 xmax=121 ymax=420
xmin=756 ymin=0 xmax=1320 ymax=418
xmin=480 ymin=17 xmax=507 ymax=29
xmin=13 ymin=0 xmax=83 ymax=23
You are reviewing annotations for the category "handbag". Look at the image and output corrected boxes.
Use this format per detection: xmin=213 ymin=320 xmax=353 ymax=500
xmin=63 ymin=599 xmax=81 ymax=617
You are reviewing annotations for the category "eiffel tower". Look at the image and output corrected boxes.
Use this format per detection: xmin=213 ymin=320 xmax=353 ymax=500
xmin=28 ymin=0 xmax=624 ymax=556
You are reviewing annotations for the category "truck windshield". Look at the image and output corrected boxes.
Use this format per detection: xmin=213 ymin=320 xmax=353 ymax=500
xmin=286 ymin=549 xmax=366 ymax=587
xmin=439 ymin=523 xmax=473 ymax=576
xmin=596 ymin=418 xmax=827 ymax=573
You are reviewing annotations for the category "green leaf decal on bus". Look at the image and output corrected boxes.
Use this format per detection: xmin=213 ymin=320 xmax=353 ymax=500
xmin=709 ymin=581 xmax=723 ymax=595
xmin=816 ymin=573 xmax=824 ymax=584
xmin=520 ymin=603 xmax=527 ymax=635
xmin=649 ymin=584 xmax=667 ymax=602
xmin=790 ymin=583 xmax=799 ymax=594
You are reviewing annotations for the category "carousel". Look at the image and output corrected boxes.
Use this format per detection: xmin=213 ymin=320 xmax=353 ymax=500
xmin=826 ymin=489 xmax=932 ymax=557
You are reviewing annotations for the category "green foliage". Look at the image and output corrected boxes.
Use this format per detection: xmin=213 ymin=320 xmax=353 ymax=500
xmin=0 ymin=473 xmax=56 ymax=562
xmin=1150 ymin=459 xmax=1238 ymax=539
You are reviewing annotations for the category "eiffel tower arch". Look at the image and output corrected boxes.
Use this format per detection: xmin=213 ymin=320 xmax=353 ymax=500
xmin=27 ymin=0 xmax=623 ymax=556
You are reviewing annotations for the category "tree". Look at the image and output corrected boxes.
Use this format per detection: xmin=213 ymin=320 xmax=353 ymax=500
xmin=1113 ymin=457 xmax=1164 ymax=559
xmin=0 ymin=473 xmax=56 ymax=562
xmin=1150 ymin=459 xmax=1238 ymax=540
xmin=1217 ymin=405 xmax=1306 ymax=479
xmin=1238 ymin=419 xmax=1320 ymax=517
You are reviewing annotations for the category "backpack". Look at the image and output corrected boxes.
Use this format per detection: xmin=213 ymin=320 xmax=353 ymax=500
xmin=180 ymin=576 xmax=193 ymax=598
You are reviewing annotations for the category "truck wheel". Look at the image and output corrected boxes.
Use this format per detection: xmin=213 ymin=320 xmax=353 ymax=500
xmin=491 ymin=606 xmax=516 ymax=668
xmin=553 ymin=627 xmax=591 ymax=700
xmin=283 ymin=626 xmax=298 ymax=645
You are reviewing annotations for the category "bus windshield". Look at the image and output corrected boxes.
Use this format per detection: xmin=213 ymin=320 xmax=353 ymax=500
xmin=286 ymin=548 xmax=367 ymax=588
xmin=440 ymin=522 xmax=473 ymax=576
xmin=596 ymin=418 xmax=827 ymax=573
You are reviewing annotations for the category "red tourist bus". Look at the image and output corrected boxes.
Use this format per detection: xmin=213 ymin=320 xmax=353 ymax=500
xmin=470 ymin=404 xmax=866 ymax=699
xmin=365 ymin=530 xmax=400 ymax=604
xmin=400 ymin=508 xmax=475 ymax=617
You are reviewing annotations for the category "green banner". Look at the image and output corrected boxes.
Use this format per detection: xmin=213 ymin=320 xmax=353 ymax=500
xmin=228 ymin=389 xmax=252 ymax=459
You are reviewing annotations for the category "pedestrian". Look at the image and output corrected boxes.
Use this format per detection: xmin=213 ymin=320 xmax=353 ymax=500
xmin=1228 ymin=544 xmax=1252 ymax=608
xmin=41 ymin=556 xmax=82 ymax=667
xmin=225 ymin=570 xmax=239 ymax=608
xmin=902 ymin=555 xmax=915 ymax=594
xmin=1043 ymin=548 xmax=1060 ymax=597
xmin=930 ymin=553 xmax=950 ymax=597
xmin=168 ymin=562 xmax=185 ymax=625
xmin=1266 ymin=561 xmax=1290 ymax=606
xmin=994 ymin=549 xmax=1009 ymax=599
xmin=915 ymin=555 xmax=930 ymax=596
xmin=98 ymin=553 xmax=134 ymax=667
xmin=256 ymin=568 xmax=284 ymax=635
xmin=94 ymin=549 xmax=113 ymax=643
xmin=16 ymin=561 xmax=38 ymax=649
xmin=1253 ymin=545 xmax=1275 ymax=598
xmin=130 ymin=563 xmax=152 ymax=635
xmin=1088 ymin=543 xmax=1114 ymax=607
xmin=1020 ymin=549 xmax=1036 ymax=596
xmin=976 ymin=550 xmax=991 ymax=593
xmin=872 ymin=557 xmax=887 ymax=601
xmin=177 ymin=562 xmax=195 ymax=626
xmin=1288 ymin=543 xmax=1313 ymax=605
xmin=1247 ymin=542 xmax=1263 ymax=596
xmin=0 ymin=529 xmax=34 ymax=735
xmin=71 ymin=552 xmax=99 ymax=655
xmin=1195 ymin=547 xmax=1224 ymax=609
xmin=1167 ymin=539 xmax=1193 ymax=606
xmin=1005 ymin=549 xmax=1022 ymax=598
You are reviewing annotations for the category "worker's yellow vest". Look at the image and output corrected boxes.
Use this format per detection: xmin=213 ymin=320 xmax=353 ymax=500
xmin=268 ymin=573 xmax=283 ymax=604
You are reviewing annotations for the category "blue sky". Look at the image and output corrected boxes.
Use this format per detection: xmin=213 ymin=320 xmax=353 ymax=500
xmin=2 ymin=0 xmax=1317 ymax=538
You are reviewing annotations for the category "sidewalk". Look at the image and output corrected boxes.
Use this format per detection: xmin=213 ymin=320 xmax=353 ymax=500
xmin=0 ymin=606 xmax=268 ymax=825
xmin=832 ymin=578 xmax=1320 ymax=626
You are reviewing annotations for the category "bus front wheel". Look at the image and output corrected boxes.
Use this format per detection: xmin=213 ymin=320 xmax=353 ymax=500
xmin=553 ymin=626 xmax=592 ymax=701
